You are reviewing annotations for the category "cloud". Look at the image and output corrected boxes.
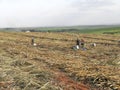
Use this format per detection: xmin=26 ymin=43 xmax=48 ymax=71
xmin=0 ymin=0 xmax=120 ymax=27
xmin=65 ymin=0 xmax=120 ymax=25
xmin=70 ymin=0 xmax=116 ymax=11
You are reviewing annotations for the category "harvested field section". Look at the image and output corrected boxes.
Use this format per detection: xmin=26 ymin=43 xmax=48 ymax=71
xmin=0 ymin=32 xmax=120 ymax=90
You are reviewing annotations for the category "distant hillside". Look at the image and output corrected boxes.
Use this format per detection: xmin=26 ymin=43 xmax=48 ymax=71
xmin=0 ymin=25 xmax=120 ymax=34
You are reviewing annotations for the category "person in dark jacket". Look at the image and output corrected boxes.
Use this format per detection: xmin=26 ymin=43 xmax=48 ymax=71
xmin=76 ymin=38 xmax=80 ymax=46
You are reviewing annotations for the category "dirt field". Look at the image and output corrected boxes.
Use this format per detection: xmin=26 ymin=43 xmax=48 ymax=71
xmin=0 ymin=32 xmax=120 ymax=90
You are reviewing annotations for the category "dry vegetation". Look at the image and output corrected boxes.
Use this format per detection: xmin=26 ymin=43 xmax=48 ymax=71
xmin=0 ymin=32 xmax=120 ymax=90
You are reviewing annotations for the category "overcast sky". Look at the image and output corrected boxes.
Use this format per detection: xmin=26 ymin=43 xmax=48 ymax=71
xmin=0 ymin=0 xmax=120 ymax=27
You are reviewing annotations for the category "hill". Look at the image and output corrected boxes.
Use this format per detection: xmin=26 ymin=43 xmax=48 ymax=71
xmin=0 ymin=32 xmax=120 ymax=90
xmin=1 ymin=25 xmax=120 ymax=34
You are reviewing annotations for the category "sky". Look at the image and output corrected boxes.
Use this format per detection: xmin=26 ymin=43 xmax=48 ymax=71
xmin=0 ymin=0 xmax=120 ymax=27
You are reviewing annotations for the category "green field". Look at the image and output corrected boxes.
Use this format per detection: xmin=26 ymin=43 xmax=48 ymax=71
xmin=18 ymin=25 xmax=120 ymax=34
xmin=1 ymin=25 xmax=120 ymax=34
